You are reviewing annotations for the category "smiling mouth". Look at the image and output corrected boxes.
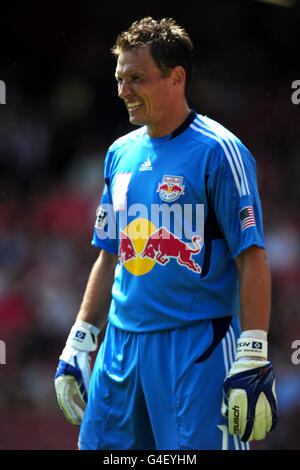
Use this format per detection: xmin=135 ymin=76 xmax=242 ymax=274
xmin=126 ymin=101 xmax=143 ymax=112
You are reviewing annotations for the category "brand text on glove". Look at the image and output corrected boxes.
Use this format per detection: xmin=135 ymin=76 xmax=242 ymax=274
xmin=232 ymin=405 xmax=241 ymax=434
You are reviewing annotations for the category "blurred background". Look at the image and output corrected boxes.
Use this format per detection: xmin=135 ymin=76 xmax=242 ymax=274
xmin=0 ymin=0 xmax=299 ymax=450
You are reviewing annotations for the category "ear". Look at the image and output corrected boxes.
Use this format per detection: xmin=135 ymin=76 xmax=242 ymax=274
xmin=171 ymin=66 xmax=186 ymax=88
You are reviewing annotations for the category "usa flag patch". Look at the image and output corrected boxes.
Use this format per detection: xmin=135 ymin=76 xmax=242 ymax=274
xmin=239 ymin=206 xmax=256 ymax=230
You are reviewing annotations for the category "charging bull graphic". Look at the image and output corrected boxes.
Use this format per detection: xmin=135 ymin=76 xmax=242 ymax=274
xmin=140 ymin=227 xmax=201 ymax=273
xmin=118 ymin=218 xmax=202 ymax=276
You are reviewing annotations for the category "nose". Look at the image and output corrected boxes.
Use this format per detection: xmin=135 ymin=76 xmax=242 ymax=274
xmin=118 ymin=80 xmax=132 ymax=99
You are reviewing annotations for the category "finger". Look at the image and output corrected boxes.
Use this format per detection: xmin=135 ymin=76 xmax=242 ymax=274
xmin=228 ymin=388 xmax=248 ymax=439
xmin=252 ymin=392 xmax=272 ymax=440
xmin=55 ymin=376 xmax=85 ymax=425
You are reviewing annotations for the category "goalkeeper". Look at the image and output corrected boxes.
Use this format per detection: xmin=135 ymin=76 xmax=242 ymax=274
xmin=55 ymin=17 xmax=277 ymax=450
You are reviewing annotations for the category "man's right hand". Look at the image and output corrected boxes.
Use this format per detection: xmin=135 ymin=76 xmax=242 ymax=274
xmin=54 ymin=320 xmax=99 ymax=425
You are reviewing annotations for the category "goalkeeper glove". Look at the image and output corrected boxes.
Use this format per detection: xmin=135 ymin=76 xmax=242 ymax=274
xmin=222 ymin=330 xmax=277 ymax=442
xmin=54 ymin=319 xmax=99 ymax=425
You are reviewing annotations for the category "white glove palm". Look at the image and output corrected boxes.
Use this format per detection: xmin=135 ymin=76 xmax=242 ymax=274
xmin=222 ymin=331 xmax=277 ymax=442
xmin=54 ymin=320 xmax=99 ymax=425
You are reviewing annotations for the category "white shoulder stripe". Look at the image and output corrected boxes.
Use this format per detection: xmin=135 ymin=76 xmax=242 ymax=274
xmin=195 ymin=117 xmax=250 ymax=195
xmin=191 ymin=118 xmax=250 ymax=197
xmin=230 ymin=138 xmax=250 ymax=195
xmin=191 ymin=122 xmax=243 ymax=197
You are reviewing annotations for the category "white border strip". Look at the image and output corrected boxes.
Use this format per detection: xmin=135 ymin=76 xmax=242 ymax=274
xmin=222 ymin=324 xmax=250 ymax=450
xmin=190 ymin=119 xmax=250 ymax=197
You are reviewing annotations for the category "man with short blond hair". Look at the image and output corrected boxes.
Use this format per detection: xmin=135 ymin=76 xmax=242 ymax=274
xmin=55 ymin=17 xmax=277 ymax=450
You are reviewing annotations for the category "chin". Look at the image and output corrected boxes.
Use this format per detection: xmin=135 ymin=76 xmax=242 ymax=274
xmin=129 ymin=115 xmax=146 ymax=126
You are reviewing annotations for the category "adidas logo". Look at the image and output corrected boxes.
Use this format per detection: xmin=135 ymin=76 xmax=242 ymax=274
xmin=139 ymin=157 xmax=152 ymax=171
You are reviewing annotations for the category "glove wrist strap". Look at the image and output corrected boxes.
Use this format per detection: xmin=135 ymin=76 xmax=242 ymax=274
xmin=66 ymin=320 xmax=100 ymax=352
xmin=236 ymin=336 xmax=268 ymax=360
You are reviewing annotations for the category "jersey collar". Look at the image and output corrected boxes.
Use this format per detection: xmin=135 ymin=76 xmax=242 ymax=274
xmin=169 ymin=109 xmax=197 ymax=140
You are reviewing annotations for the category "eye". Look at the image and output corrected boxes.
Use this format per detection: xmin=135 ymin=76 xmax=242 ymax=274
xmin=130 ymin=75 xmax=140 ymax=82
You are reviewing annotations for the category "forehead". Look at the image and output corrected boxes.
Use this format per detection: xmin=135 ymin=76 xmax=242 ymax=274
xmin=115 ymin=46 xmax=159 ymax=76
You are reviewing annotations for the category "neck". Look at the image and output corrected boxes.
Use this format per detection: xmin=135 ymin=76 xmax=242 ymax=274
xmin=147 ymin=102 xmax=191 ymax=138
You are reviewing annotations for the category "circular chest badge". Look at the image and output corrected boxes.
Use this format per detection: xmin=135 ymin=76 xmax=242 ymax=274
xmin=157 ymin=175 xmax=185 ymax=202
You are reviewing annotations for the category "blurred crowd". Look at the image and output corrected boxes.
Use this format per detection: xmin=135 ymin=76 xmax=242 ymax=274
xmin=0 ymin=0 xmax=299 ymax=450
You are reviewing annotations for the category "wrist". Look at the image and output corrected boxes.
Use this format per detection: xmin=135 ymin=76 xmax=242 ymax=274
xmin=74 ymin=319 xmax=100 ymax=336
xmin=240 ymin=329 xmax=268 ymax=340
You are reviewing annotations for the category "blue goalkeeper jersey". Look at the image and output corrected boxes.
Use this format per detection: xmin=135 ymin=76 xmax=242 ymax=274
xmin=92 ymin=110 xmax=265 ymax=332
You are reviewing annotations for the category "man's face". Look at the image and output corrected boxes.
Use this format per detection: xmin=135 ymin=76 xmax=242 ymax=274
xmin=115 ymin=46 xmax=175 ymax=135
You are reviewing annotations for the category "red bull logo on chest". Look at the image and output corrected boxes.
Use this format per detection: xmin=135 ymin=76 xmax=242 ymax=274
xmin=119 ymin=218 xmax=201 ymax=276
xmin=157 ymin=175 xmax=185 ymax=202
